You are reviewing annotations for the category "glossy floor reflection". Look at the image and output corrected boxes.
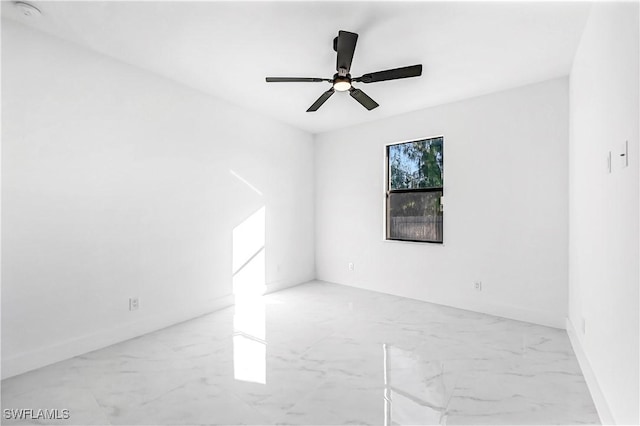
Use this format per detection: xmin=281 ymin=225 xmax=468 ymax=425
xmin=2 ymin=281 xmax=599 ymax=425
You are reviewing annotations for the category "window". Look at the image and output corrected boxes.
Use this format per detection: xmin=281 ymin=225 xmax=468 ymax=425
xmin=386 ymin=136 xmax=443 ymax=243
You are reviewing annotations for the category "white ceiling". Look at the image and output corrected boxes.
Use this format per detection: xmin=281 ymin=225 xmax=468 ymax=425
xmin=3 ymin=1 xmax=592 ymax=134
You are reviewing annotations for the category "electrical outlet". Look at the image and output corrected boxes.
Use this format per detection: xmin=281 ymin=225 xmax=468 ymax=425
xmin=129 ymin=297 xmax=139 ymax=311
xmin=348 ymin=262 xmax=354 ymax=271
xmin=474 ymin=281 xmax=482 ymax=291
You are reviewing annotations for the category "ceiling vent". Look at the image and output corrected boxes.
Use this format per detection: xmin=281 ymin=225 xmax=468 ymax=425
xmin=14 ymin=2 xmax=41 ymax=18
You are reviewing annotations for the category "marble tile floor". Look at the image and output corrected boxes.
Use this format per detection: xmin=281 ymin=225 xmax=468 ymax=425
xmin=1 ymin=281 xmax=599 ymax=425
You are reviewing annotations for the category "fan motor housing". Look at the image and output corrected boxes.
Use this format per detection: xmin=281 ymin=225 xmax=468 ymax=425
xmin=333 ymin=73 xmax=351 ymax=81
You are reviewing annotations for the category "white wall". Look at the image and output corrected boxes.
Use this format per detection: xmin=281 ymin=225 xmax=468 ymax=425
xmin=1 ymin=20 xmax=315 ymax=379
xmin=568 ymin=2 xmax=639 ymax=424
xmin=315 ymin=78 xmax=569 ymax=328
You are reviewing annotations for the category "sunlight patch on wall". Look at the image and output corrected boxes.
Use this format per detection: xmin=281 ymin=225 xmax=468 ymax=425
xmin=232 ymin=205 xmax=267 ymax=384
xmin=232 ymin=206 xmax=266 ymax=298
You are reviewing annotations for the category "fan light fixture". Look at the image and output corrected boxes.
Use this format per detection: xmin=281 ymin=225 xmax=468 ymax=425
xmin=333 ymin=76 xmax=351 ymax=92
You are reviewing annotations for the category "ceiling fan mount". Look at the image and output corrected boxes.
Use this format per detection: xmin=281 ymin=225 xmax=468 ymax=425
xmin=266 ymin=30 xmax=423 ymax=112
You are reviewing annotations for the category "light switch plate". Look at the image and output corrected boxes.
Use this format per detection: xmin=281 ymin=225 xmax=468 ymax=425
xmin=621 ymin=140 xmax=629 ymax=168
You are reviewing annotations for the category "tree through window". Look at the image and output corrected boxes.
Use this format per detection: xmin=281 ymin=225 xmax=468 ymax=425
xmin=386 ymin=136 xmax=443 ymax=243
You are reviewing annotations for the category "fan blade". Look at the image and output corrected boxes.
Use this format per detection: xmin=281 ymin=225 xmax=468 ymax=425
xmin=336 ymin=30 xmax=358 ymax=73
xmin=266 ymin=77 xmax=330 ymax=83
xmin=307 ymin=89 xmax=335 ymax=112
xmin=354 ymin=64 xmax=423 ymax=83
xmin=349 ymin=87 xmax=379 ymax=110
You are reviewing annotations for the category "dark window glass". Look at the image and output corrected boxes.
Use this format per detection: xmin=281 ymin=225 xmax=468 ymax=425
xmin=388 ymin=191 xmax=443 ymax=242
xmin=386 ymin=137 xmax=443 ymax=243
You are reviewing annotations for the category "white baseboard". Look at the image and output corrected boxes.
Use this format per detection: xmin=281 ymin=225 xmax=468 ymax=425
xmin=265 ymin=279 xmax=307 ymax=294
xmin=2 ymin=279 xmax=311 ymax=380
xmin=458 ymin=299 xmax=566 ymax=329
xmin=566 ymin=317 xmax=615 ymax=425
xmin=1 ymin=294 xmax=235 ymax=380
xmin=320 ymin=279 xmax=566 ymax=329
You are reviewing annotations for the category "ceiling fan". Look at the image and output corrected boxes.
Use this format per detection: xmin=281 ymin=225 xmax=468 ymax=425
xmin=265 ymin=30 xmax=423 ymax=112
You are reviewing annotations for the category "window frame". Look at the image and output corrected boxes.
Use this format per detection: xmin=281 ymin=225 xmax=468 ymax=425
xmin=384 ymin=135 xmax=444 ymax=244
